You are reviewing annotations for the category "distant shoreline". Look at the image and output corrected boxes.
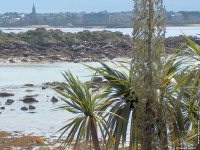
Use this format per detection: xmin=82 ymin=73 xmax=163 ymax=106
xmin=1 ymin=24 xmax=200 ymax=29
xmin=166 ymin=24 xmax=200 ymax=27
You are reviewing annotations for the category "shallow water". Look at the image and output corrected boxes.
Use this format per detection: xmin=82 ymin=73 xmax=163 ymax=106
xmin=0 ymin=27 xmax=200 ymax=37
xmin=0 ymin=62 xmax=102 ymax=137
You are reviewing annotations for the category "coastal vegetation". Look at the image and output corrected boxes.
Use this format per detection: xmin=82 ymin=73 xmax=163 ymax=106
xmin=54 ymin=71 xmax=112 ymax=150
xmin=55 ymin=38 xmax=200 ymax=150
xmin=0 ymin=28 xmax=199 ymax=63
xmin=54 ymin=0 xmax=200 ymax=149
xmin=0 ymin=28 xmax=130 ymax=45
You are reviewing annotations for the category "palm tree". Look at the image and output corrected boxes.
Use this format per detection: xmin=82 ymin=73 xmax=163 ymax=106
xmin=162 ymin=36 xmax=200 ymax=148
xmin=174 ymin=36 xmax=200 ymax=148
xmin=55 ymin=71 xmax=112 ymax=150
xmin=86 ymin=62 xmax=139 ymax=149
xmin=86 ymin=61 xmax=172 ymax=149
xmin=55 ymin=38 xmax=200 ymax=149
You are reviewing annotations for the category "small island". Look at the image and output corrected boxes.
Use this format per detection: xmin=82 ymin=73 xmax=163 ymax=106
xmin=0 ymin=28 xmax=199 ymax=63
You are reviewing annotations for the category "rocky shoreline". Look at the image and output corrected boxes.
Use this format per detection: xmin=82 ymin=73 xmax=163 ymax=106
xmin=0 ymin=29 xmax=199 ymax=63
xmin=0 ymin=39 xmax=131 ymax=63
xmin=0 ymin=29 xmax=132 ymax=63
xmin=0 ymin=130 xmax=65 ymax=150
xmin=0 ymin=130 xmax=129 ymax=150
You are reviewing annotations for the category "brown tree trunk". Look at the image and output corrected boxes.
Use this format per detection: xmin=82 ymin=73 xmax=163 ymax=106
xmin=159 ymin=119 xmax=168 ymax=150
xmin=142 ymin=101 xmax=154 ymax=150
xmin=158 ymin=92 xmax=168 ymax=150
xmin=90 ymin=118 xmax=101 ymax=150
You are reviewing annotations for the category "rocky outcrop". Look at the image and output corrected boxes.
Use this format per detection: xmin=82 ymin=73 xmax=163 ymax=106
xmin=5 ymin=99 xmax=14 ymax=105
xmin=0 ymin=40 xmax=131 ymax=63
xmin=165 ymin=35 xmax=200 ymax=53
xmin=21 ymin=107 xmax=28 ymax=111
xmin=22 ymin=97 xmax=38 ymax=103
xmin=0 ymin=30 xmax=199 ymax=63
xmin=0 ymin=30 xmax=132 ymax=63
xmin=0 ymin=93 xmax=14 ymax=97
xmin=29 ymin=105 xmax=36 ymax=110
xmin=51 ymin=96 xmax=59 ymax=103
xmin=0 ymin=106 xmax=5 ymax=110
xmin=24 ymin=84 xmax=34 ymax=87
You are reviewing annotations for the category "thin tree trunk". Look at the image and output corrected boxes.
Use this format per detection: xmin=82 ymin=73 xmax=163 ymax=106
xmin=142 ymin=101 xmax=154 ymax=150
xmin=159 ymin=118 xmax=168 ymax=150
xmin=90 ymin=118 xmax=101 ymax=150
xmin=130 ymin=112 xmax=138 ymax=150
xmin=158 ymin=92 xmax=168 ymax=150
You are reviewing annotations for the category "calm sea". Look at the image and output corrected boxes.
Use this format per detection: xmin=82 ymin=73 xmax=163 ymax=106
xmin=0 ymin=62 xmax=107 ymax=137
xmin=0 ymin=27 xmax=200 ymax=37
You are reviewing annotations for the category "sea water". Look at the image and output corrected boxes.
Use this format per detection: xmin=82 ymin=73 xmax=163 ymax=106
xmin=0 ymin=27 xmax=200 ymax=37
xmin=0 ymin=62 xmax=101 ymax=137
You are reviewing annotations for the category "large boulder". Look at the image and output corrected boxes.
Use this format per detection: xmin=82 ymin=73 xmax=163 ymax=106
xmin=0 ymin=93 xmax=14 ymax=97
xmin=5 ymin=99 xmax=14 ymax=105
xmin=25 ymin=89 xmax=35 ymax=92
xmin=51 ymin=96 xmax=59 ymax=103
xmin=102 ymin=44 xmax=114 ymax=49
xmin=29 ymin=105 xmax=36 ymax=110
xmin=0 ymin=106 xmax=5 ymax=110
xmin=72 ymin=45 xmax=85 ymax=51
xmin=22 ymin=51 xmax=32 ymax=57
xmin=9 ymin=59 xmax=16 ymax=63
xmin=21 ymin=107 xmax=28 ymax=111
xmin=22 ymin=97 xmax=38 ymax=103
xmin=24 ymin=84 xmax=34 ymax=87
xmin=48 ymin=55 xmax=61 ymax=60
xmin=42 ymin=86 xmax=48 ymax=90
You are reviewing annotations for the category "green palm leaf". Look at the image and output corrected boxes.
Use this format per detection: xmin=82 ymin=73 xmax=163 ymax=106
xmin=55 ymin=71 xmax=113 ymax=150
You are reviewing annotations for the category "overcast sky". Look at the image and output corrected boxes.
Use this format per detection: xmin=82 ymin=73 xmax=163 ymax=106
xmin=0 ymin=0 xmax=199 ymax=13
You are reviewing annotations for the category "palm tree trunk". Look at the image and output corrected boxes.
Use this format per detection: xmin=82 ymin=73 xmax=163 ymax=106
xmin=142 ymin=101 xmax=154 ymax=150
xmin=158 ymin=93 xmax=168 ymax=150
xmin=130 ymin=112 xmax=138 ymax=150
xmin=159 ymin=120 xmax=168 ymax=150
xmin=90 ymin=119 xmax=101 ymax=150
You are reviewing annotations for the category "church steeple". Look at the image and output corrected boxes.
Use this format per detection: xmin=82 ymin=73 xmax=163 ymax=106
xmin=32 ymin=3 xmax=36 ymax=14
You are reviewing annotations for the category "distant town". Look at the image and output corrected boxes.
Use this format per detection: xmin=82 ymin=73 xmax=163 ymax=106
xmin=0 ymin=4 xmax=200 ymax=28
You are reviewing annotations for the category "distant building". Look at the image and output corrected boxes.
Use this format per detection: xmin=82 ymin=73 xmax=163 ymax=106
xmin=171 ymin=12 xmax=183 ymax=23
xmin=83 ymin=12 xmax=111 ymax=26
xmin=27 ymin=3 xmax=38 ymax=25
xmin=32 ymin=3 xmax=36 ymax=14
